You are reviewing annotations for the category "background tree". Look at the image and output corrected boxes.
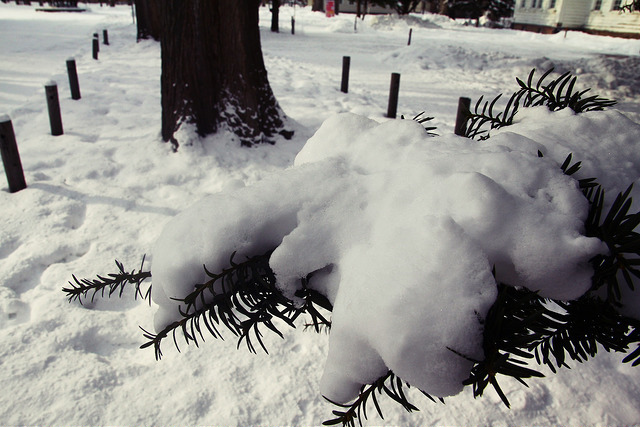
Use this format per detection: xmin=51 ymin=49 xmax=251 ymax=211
xmin=621 ymin=0 xmax=640 ymax=11
xmin=443 ymin=0 xmax=487 ymax=19
xmin=311 ymin=0 xmax=324 ymax=12
xmin=486 ymin=0 xmax=514 ymax=21
xmin=134 ymin=0 xmax=162 ymax=41
xmin=160 ymin=0 xmax=290 ymax=148
xmin=271 ymin=0 xmax=280 ymax=32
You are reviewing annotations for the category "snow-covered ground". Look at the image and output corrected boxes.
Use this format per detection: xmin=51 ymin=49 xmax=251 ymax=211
xmin=2 ymin=3 xmax=640 ymax=425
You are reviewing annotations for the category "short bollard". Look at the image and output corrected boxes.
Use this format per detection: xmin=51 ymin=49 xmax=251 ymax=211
xmin=386 ymin=73 xmax=401 ymax=119
xmin=103 ymin=29 xmax=109 ymax=45
xmin=341 ymin=56 xmax=350 ymax=94
xmin=455 ymin=97 xmax=472 ymax=136
xmin=66 ymin=58 xmax=81 ymax=100
xmin=92 ymin=34 xmax=99 ymax=60
xmin=291 ymin=17 xmax=295 ymax=35
xmin=0 ymin=116 xmax=27 ymax=193
xmin=45 ymin=82 xmax=64 ymax=136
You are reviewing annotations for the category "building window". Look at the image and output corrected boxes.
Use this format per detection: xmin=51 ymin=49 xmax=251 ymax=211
xmin=593 ymin=0 xmax=602 ymax=10
xmin=612 ymin=0 xmax=622 ymax=10
xmin=549 ymin=0 xmax=556 ymax=8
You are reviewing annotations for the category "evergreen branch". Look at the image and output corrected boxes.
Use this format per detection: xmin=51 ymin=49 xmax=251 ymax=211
xmin=402 ymin=112 xmax=438 ymax=136
xmin=462 ymin=68 xmax=615 ymax=140
xmin=462 ymin=150 xmax=640 ymax=405
xmin=62 ymin=256 xmax=152 ymax=305
xmin=322 ymin=371 xmax=439 ymax=427
xmin=464 ymin=92 xmax=522 ymax=140
xmin=140 ymin=250 xmax=333 ymax=359
xmin=295 ymin=286 xmax=333 ymax=333
xmin=586 ymin=184 xmax=640 ymax=303
xmin=515 ymin=68 xmax=616 ymax=113
xmin=530 ymin=298 xmax=640 ymax=372
xmin=460 ymin=283 xmax=546 ymax=408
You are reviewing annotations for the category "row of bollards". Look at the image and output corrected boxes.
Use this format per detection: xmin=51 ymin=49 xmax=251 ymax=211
xmin=93 ymin=29 xmax=109 ymax=60
xmin=387 ymin=73 xmax=401 ymax=119
xmin=340 ymin=56 xmax=472 ymax=129
xmin=45 ymin=81 xmax=64 ymax=136
xmin=67 ymin=58 xmax=81 ymax=100
xmin=0 ymin=116 xmax=27 ymax=193
xmin=2 ymin=30 xmax=110 ymax=193
xmin=455 ymin=97 xmax=471 ymax=136
xmin=340 ymin=56 xmax=401 ymax=119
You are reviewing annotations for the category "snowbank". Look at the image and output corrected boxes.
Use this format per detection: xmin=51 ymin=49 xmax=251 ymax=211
xmin=151 ymin=107 xmax=639 ymax=403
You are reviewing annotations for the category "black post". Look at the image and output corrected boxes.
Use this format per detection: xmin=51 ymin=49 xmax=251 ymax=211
xmin=386 ymin=73 xmax=401 ymax=119
xmin=103 ymin=29 xmax=109 ymax=45
xmin=45 ymin=82 xmax=64 ymax=136
xmin=0 ymin=116 xmax=27 ymax=193
xmin=455 ymin=97 xmax=471 ymax=136
xmin=341 ymin=56 xmax=350 ymax=94
xmin=66 ymin=58 xmax=81 ymax=100
xmin=408 ymin=28 xmax=412 ymax=46
xmin=291 ymin=16 xmax=295 ymax=35
xmin=92 ymin=35 xmax=99 ymax=60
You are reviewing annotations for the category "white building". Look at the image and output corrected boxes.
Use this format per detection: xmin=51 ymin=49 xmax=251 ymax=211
xmin=513 ymin=0 xmax=640 ymax=38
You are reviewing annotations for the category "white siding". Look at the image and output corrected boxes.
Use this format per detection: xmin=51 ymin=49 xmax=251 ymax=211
xmin=556 ymin=0 xmax=591 ymax=27
xmin=513 ymin=0 xmax=564 ymax=27
xmin=586 ymin=0 xmax=640 ymax=35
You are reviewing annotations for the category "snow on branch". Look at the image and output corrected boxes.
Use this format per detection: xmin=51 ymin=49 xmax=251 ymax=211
xmin=64 ymin=69 xmax=640 ymax=426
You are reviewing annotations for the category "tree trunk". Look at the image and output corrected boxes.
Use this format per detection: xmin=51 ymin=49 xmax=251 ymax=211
xmin=134 ymin=0 xmax=162 ymax=41
xmin=161 ymin=0 xmax=289 ymax=148
xmin=312 ymin=0 xmax=324 ymax=12
xmin=271 ymin=0 xmax=280 ymax=32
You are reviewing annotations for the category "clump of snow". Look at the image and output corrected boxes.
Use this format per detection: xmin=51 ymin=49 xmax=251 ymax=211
xmin=493 ymin=107 xmax=640 ymax=207
xmin=0 ymin=113 xmax=10 ymax=122
xmin=152 ymin=109 xmax=616 ymax=402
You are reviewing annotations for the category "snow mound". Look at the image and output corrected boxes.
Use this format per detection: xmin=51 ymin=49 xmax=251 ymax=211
xmin=555 ymin=55 xmax=640 ymax=99
xmin=382 ymin=43 xmax=522 ymax=71
xmin=151 ymin=109 xmax=618 ymax=403
xmin=366 ymin=13 xmax=445 ymax=31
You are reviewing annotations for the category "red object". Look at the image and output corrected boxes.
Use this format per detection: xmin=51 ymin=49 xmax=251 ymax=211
xmin=326 ymin=0 xmax=335 ymax=17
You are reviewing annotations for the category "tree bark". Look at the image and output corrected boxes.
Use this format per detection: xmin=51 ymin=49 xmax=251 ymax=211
xmin=271 ymin=0 xmax=280 ymax=32
xmin=161 ymin=0 xmax=290 ymax=147
xmin=134 ymin=0 xmax=162 ymax=41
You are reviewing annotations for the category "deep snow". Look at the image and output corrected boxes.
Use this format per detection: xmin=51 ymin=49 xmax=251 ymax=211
xmin=2 ymin=3 xmax=640 ymax=426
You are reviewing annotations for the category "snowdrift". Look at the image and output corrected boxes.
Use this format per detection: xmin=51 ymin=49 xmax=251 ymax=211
xmin=152 ymin=107 xmax=640 ymax=403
